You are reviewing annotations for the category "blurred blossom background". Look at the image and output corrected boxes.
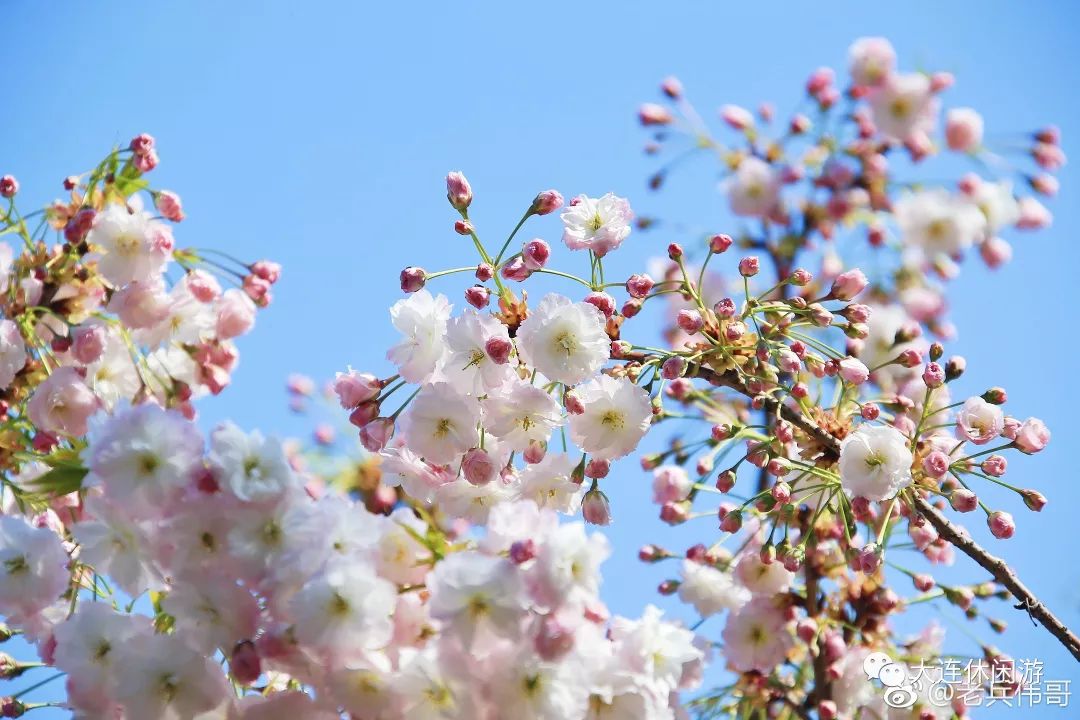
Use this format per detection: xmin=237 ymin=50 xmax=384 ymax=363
xmin=3 ymin=1 xmax=1079 ymax=716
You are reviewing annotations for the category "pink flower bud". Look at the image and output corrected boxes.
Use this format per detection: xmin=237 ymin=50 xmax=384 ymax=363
xmin=564 ymin=391 xmax=585 ymax=415
xmin=626 ymin=273 xmax=654 ymax=299
xmin=923 ymin=450 xmax=949 ymax=479
xmin=987 ymin=511 xmax=1015 ymax=539
xmin=638 ymin=103 xmax=674 ymax=126
xmin=584 ymin=291 xmax=616 ymax=318
xmin=930 ymin=71 xmax=954 ymax=92
xmin=333 ymin=370 xmax=381 ymax=409
xmin=585 ymin=458 xmax=610 ymax=479
xmin=676 ymin=309 xmax=704 ymax=334
xmin=475 ymin=263 xmax=494 ymax=281
xmin=1014 ymin=417 xmax=1050 ymax=454
xmin=230 ymin=641 xmax=261 ymax=686
xmin=500 ymin=257 xmax=531 ymax=282
xmin=857 ymin=543 xmax=882 ymax=573
xmin=897 ymin=348 xmax=923 ymax=368
xmin=790 ymin=114 xmax=812 ymax=134
xmin=981 ymin=455 xmax=1007 ymax=477
xmin=738 ymin=256 xmax=760 ymax=277
xmin=216 ymin=289 xmax=257 ymax=340
xmin=724 ymin=321 xmax=747 ymax=341
xmin=71 ymin=325 xmax=107 ymax=364
xmin=1021 ymin=489 xmax=1047 ymax=512
xmin=1030 ymin=174 xmax=1059 ymax=197
xmin=809 ymin=304 xmax=833 ymax=327
xmin=796 ymin=618 xmax=817 ymax=643
xmin=829 ymin=268 xmax=868 ymax=300
xmin=129 ymin=133 xmax=156 ymax=155
xmin=582 ymin=488 xmax=612 ymax=525
xmin=483 ymin=336 xmax=512 ymax=365
xmin=709 ymin=234 xmax=733 ymax=253
xmin=399 ymin=266 xmax=426 ymax=292
xmin=251 ymin=260 xmax=281 ymax=284
xmin=133 ymin=150 xmax=159 ymax=173
xmin=522 ymin=238 xmax=551 ymax=270
xmin=838 ymin=357 xmax=869 ymax=385
xmin=0 ymin=176 xmax=19 ymax=199
xmin=771 ymin=481 xmax=791 ymax=504
xmin=789 ymin=268 xmax=813 ymax=286
xmin=660 ymin=502 xmax=689 ymax=526
xmin=465 ymin=285 xmax=491 ymax=309
xmin=534 ymin=617 xmax=575 ymax=661
xmin=667 ymin=242 xmax=683 ymax=260
xmin=531 ymin=190 xmax=564 ymax=215
xmin=523 ymin=440 xmax=546 ymax=464
xmin=945 ymin=108 xmax=984 ymax=152
xmin=720 ymin=104 xmax=754 ymax=130
xmin=154 ymin=190 xmax=185 ymax=222
xmin=719 ymin=509 xmax=742 ymax=533
xmin=445 ymin=171 xmax=472 ymax=211
xmin=348 ymin=402 xmax=380 ymax=429
xmin=714 ymin=298 xmax=736 ymax=318
xmin=818 ymin=701 xmax=838 ymax=720
xmin=359 ymin=418 xmax=394 ymax=452
xmin=621 ymin=299 xmax=641 ymax=318
xmin=462 ymin=448 xmax=497 ymax=486
xmin=454 ymin=219 xmax=473 ymax=235
xmin=186 ymin=269 xmax=222 ymax=302
xmin=861 ymin=404 xmax=880 ymax=420
xmin=806 ymin=66 xmax=834 ymax=95
xmin=660 ymin=356 xmax=687 ymax=380
xmin=1017 ymin=196 xmax=1052 ymax=229
xmin=950 ymin=489 xmax=978 ymax=513
xmin=510 ymin=539 xmax=536 ymax=564
xmin=922 ymin=362 xmax=945 ymax=388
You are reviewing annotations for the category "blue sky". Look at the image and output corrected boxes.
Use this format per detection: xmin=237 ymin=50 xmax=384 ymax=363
xmin=3 ymin=1 xmax=1079 ymax=716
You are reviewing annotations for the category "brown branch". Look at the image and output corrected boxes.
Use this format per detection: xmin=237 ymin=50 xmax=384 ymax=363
xmin=912 ymin=495 xmax=1080 ymax=662
xmin=626 ymin=348 xmax=1080 ymax=663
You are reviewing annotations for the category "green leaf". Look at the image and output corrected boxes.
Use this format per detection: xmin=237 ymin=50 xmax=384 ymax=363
xmin=27 ymin=464 xmax=88 ymax=497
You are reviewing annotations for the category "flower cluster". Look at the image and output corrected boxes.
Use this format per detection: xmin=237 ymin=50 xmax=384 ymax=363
xmin=0 ymin=37 xmax=1070 ymax=720
xmin=0 ymin=403 xmax=703 ymax=719
xmin=0 ymin=137 xmax=276 ymax=500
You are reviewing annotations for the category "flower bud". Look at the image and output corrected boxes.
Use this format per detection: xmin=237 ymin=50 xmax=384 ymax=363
xmin=154 ymin=190 xmax=185 ymax=222
xmin=719 ymin=509 xmax=742 ymax=533
xmin=639 ymin=103 xmax=674 ymax=126
xmin=987 ymin=511 xmax=1015 ymax=539
xmin=789 ymin=268 xmax=813 ymax=286
xmin=709 ymin=233 xmax=733 ymax=254
xmin=523 ymin=440 xmax=547 ymax=464
xmin=585 ymin=291 xmax=616 ymax=318
xmin=897 ymin=348 xmax=923 ymax=368
xmin=399 ymin=266 xmax=426 ymax=293
xmin=0 ymin=176 xmax=18 ymax=199
xmin=1017 ymin=488 xmax=1047 ymax=513
xmin=333 ymin=371 xmax=381 ymax=409
xmin=676 ymin=309 xmax=704 ymax=334
xmin=534 ymin=617 xmax=575 ymax=661
xmin=660 ymin=356 xmax=687 ymax=380
xmin=582 ymin=488 xmax=612 ymax=525
xmin=923 ymin=450 xmax=949 ymax=479
xmin=945 ymin=355 xmax=966 ymax=381
xmin=829 ymin=269 xmax=868 ymax=300
xmin=738 ymin=256 xmax=760 ymax=277
xmin=585 ymin=458 xmax=610 ymax=479
xmin=359 ymin=418 xmax=394 ymax=452
xmin=660 ymin=502 xmax=689 ymax=525
xmin=714 ymin=298 xmax=736 ymax=318
xmin=465 ymin=285 xmax=491 ymax=309
xmin=522 ymin=238 xmax=551 ymax=270
xmin=838 ymin=357 xmax=869 ymax=385
xmin=454 ymin=219 xmax=473 ymax=235
xmin=626 ymin=273 xmax=654 ymax=299
xmin=922 ymin=362 xmax=945 ymax=388
xmin=723 ymin=321 xmax=746 ymax=341
xmin=72 ymin=325 xmax=107 ymax=364
xmin=945 ymin=108 xmax=984 ymax=152
xmin=510 ymin=539 xmax=536 ymax=564
xmin=445 ymin=171 xmax=472 ymax=211
xmin=1014 ymin=417 xmax=1050 ymax=454
xmin=475 ymin=263 xmax=494 ymax=281
xmin=861 ymin=403 xmax=880 ymax=420
xmin=462 ymin=448 xmax=497 ymax=486
xmin=950 ymin=489 xmax=978 ymax=513
xmin=667 ymin=242 xmax=683 ymax=260
xmin=530 ymin=190 xmax=564 ymax=216
xmin=981 ymin=455 xmax=1006 ymax=477
xmin=485 ymin=336 xmax=513 ymax=365
xmin=230 ymin=641 xmax=262 ymax=686
xmin=720 ymin=104 xmax=754 ymax=130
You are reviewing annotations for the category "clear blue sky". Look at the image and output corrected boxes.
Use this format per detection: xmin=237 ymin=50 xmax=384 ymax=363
xmin=3 ymin=2 xmax=1078 ymax=716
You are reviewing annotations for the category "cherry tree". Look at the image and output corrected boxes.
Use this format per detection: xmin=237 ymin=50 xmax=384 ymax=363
xmin=0 ymin=37 xmax=1071 ymax=720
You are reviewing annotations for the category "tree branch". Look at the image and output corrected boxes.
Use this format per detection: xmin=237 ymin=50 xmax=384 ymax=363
xmin=627 ymin=349 xmax=1080 ymax=663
